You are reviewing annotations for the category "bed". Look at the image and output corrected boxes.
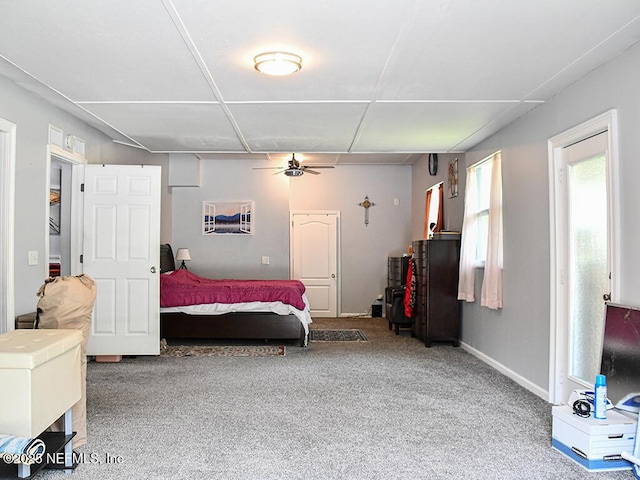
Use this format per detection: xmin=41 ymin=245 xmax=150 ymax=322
xmin=159 ymin=244 xmax=311 ymax=346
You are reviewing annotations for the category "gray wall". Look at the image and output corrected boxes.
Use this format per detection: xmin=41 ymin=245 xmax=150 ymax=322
xmin=2 ymin=65 xmax=413 ymax=321
xmin=411 ymin=152 xmax=466 ymax=240
xmin=434 ymin=40 xmax=640 ymax=397
xmin=289 ymin=164 xmax=413 ymax=315
xmin=170 ymin=159 xmax=291 ymax=280
xmin=169 ymin=161 xmax=413 ymax=316
xmin=0 ymin=74 xmax=167 ymax=317
xmin=6 ymin=36 xmax=640 ymax=399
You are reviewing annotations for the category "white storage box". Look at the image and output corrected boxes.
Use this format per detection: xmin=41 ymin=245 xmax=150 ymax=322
xmin=0 ymin=329 xmax=82 ymax=438
xmin=552 ymin=404 xmax=636 ymax=471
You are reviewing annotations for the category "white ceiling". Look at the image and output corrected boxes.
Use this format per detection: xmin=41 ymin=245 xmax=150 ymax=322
xmin=0 ymin=0 xmax=639 ymax=166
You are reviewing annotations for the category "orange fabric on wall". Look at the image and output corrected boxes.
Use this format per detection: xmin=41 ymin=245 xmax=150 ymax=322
xmin=423 ymin=189 xmax=432 ymax=239
xmin=436 ymin=182 xmax=444 ymax=232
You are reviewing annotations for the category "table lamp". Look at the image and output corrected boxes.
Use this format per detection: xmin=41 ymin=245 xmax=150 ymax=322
xmin=176 ymin=248 xmax=191 ymax=270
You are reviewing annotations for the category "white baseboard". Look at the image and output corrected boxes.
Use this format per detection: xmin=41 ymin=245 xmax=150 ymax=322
xmin=461 ymin=341 xmax=549 ymax=402
xmin=340 ymin=313 xmax=371 ymax=318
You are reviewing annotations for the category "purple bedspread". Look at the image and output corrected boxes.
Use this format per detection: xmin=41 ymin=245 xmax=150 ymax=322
xmin=160 ymin=269 xmax=307 ymax=310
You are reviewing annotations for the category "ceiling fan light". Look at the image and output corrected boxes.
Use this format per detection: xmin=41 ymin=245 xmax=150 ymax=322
xmin=254 ymin=52 xmax=302 ymax=76
xmin=284 ymin=168 xmax=304 ymax=177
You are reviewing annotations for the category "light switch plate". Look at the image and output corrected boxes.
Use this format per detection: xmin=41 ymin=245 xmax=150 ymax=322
xmin=28 ymin=250 xmax=38 ymax=265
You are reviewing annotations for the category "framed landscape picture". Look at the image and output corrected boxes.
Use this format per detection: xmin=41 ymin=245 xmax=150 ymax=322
xmin=202 ymin=201 xmax=254 ymax=235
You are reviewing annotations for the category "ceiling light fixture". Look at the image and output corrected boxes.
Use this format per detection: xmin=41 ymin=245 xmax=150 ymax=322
xmin=284 ymin=168 xmax=304 ymax=177
xmin=254 ymin=51 xmax=302 ymax=76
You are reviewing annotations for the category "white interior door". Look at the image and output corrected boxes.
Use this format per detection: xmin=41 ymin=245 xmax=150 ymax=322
xmin=291 ymin=212 xmax=339 ymax=317
xmin=549 ymin=111 xmax=619 ymax=404
xmin=83 ymin=165 xmax=161 ymax=355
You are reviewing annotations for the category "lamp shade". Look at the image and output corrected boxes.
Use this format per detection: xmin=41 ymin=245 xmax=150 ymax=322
xmin=176 ymin=248 xmax=191 ymax=261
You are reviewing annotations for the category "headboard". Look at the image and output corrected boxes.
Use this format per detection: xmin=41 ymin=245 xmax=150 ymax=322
xmin=160 ymin=244 xmax=175 ymax=273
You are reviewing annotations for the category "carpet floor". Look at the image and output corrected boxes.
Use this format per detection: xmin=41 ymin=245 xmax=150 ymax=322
xmin=35 ymin=317 xmax=633 ymax=480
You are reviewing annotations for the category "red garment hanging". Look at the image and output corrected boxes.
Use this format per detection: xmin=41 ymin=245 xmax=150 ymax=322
xmin=403 ymin=256 xmax=415 ymax=318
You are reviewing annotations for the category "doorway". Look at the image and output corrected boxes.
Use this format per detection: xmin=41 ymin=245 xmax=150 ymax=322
xmin=49 ymin=158 xmax=72 ymax=277
xmin=46 ymin=145 xmax=86 ymax=279
xmin=290 ymin=212 xmax=340 ymax=317
xmin=0 ymin=117 xmax=16 ymax=334
xmin=548 ymin=110 xmax=620 ymax=404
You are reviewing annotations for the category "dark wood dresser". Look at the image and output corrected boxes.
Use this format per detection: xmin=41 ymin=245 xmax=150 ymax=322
xmin=411 ymin=239 xmax=461 ymax=347
xmin=387 ymin=256 xmax=410 ymax=287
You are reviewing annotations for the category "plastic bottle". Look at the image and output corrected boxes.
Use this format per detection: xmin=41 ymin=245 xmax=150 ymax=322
xmin=594 ymin=374 xmax=607 ymax=420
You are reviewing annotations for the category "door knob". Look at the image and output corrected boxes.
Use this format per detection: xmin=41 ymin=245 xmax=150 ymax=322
xmin=331 ymin=274 xmax=336 ymax=278
xmin=150 ymin=266 xmax=157 ymax=273
xmin=603 ymin=292 xmax=611 ymax=301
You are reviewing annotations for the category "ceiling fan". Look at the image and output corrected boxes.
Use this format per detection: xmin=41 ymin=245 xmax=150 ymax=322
xmin=254 ymin=154 xmax=335 ymax=177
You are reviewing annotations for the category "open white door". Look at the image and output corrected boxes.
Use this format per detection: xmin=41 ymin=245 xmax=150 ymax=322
xmin=291 ymin=212 xmax=339 ymax=317
xmin=84 ymin=165 xmax=161 ymax=355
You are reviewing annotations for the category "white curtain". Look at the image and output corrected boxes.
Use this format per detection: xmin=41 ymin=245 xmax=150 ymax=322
xmin=457 ymin=151 xmax=503 ymax=308
xmin=457 ymin=167 xmax=478 ymax=302
xmin=480 ymin=152 xmax=503 ymax=309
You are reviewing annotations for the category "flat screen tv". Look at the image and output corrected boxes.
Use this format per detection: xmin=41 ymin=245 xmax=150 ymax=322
xmin=600 ymin=302 xmax=640 ymax=413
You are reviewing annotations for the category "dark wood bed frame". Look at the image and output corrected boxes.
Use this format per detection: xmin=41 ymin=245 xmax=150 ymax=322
xmin=159 ymin=244 xmax=307 ymax=346
xmin=160 ymin=311 xmax=306 ymax=346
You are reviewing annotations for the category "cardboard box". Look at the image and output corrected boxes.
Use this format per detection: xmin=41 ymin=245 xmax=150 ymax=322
xmin=552 ymin=405 xmax=636 ymax=471
xmin=15 ymin=312 xmax=36 ymax=329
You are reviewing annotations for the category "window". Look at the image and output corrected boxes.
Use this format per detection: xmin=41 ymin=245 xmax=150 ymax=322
xmin=423 ymin=182 xmax=443 ymax=238
xmin=471 ymin=159 xmax=493 ymax=264
xmin=458 ymin=151 xmax=503 ymax=309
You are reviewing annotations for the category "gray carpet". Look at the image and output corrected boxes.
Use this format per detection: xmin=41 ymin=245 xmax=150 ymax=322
xmin=37 ymin=317 xmax=633 ymax=480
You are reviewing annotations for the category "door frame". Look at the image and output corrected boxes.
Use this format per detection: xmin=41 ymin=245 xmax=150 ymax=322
xmin=46 ymin=144 xmax=86 ymax=277
xmin=0 ymin=117 xmax=16 ymax=334
xmin=289 ymin=210 xmax=341 ymax=317
xmin=547 ymin=109 xmax=620 ymax=404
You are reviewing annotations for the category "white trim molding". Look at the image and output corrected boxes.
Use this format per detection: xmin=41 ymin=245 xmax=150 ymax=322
xmin=462 ymin=342 xmax=549 ymax=401
xmin=0 ymin=117 xmax=16 ymax=333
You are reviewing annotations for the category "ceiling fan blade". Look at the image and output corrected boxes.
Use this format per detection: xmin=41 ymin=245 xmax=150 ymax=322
xmin=303 ymin=169 xmax=321 ymax=175
xmin=304 ymin=165 xmax=334 ymax=169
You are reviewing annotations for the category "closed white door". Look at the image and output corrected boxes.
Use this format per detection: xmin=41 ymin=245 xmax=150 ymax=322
xmin=84 ymin=165 xmax=161 ymax=355
xmin=291 ymin=213 xmax=338 ymax=317
xmin=549 ymin=113 xmax=619 ymax=404
xmin=562 ymin=133 xmax=610 ymax=396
